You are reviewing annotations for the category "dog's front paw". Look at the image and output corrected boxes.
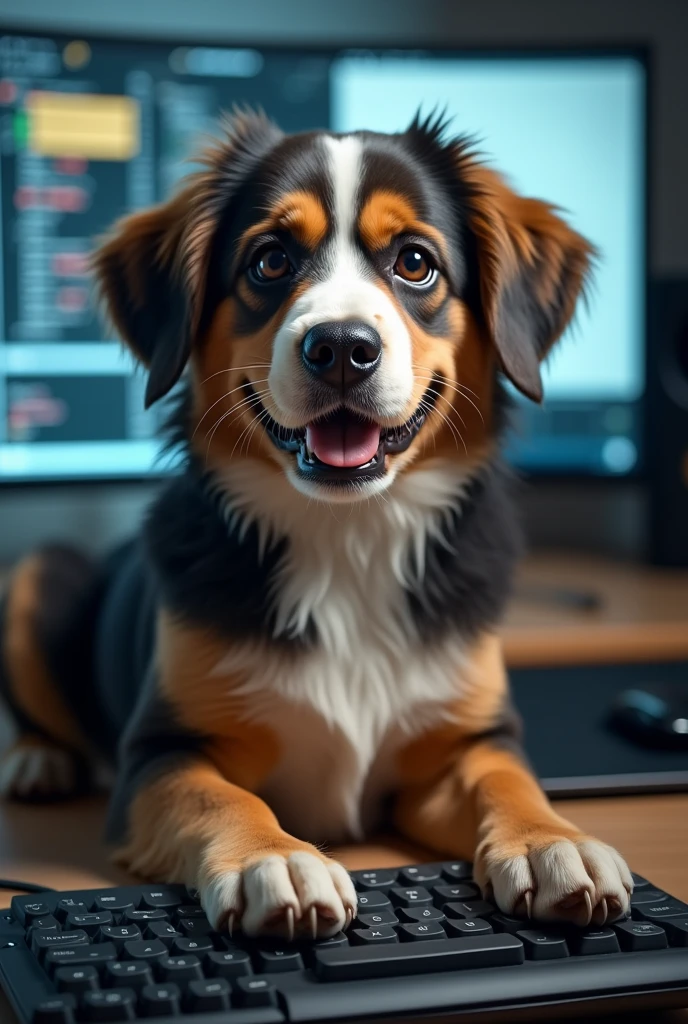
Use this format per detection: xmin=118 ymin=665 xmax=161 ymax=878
xmin=475 ymin=830 xmax=633 ymax=927
xmin=201 ymin=848 xmax=357 ymax=940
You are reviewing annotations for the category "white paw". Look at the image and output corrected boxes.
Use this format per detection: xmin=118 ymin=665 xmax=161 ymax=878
xmin=479 ymin=838 xmax=633 ymax=927
xmin=0 ymin=743 xmax=77 ymax=800
xmin=201 ymin=852 xmax=357 ymax=940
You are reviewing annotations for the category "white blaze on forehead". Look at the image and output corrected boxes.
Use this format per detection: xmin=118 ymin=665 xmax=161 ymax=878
xmin=268 ymin=133 xmax=415 ymax=425
xmin=324 ymin=134 xmax=363 ymax=275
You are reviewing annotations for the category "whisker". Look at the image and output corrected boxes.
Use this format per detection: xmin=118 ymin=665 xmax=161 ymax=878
xmin=192 ymin=379 xmax=271 ymax=438
xmin=412 ymin=364 xmax=481 ymax=400
xmin=202 ymin=389 xmax=271 ymax=445
xmin=198 ymin=364 xmax=272 ymax=386
xmin=241 ymin=408 xmax=271 ymax=459
xmin=204 ymin=392 xmax=268 ymax=459
xmin=420 ymin=397 xmax=467 ymax=456
xmin=413 ymin=373 xmax=484 ymax=425
xmin=230 ymin=407 xmax=270 ymax=462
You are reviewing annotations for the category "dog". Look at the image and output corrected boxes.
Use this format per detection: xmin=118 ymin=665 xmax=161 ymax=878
xmin=0 ymin=111 xmax=633 ymax=939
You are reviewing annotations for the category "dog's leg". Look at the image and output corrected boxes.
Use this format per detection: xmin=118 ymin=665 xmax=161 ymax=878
xmin=395 ymin=635 xmax=633 ymax=927
xmin=0 ymin=549 xmax=94 ymax=799
xmin=110 ymin=610 xmax=355 ymax=939
xmin=115 ymin=760 xmax=357 ymax=940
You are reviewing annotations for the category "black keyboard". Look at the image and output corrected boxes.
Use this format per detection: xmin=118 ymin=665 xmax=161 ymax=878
xmin=1 ymin=862 xmax=688 ymax=1023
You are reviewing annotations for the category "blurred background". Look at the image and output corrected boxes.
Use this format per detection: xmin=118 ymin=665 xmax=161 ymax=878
xmin=0 ymin=0 xmax=686 ymax=794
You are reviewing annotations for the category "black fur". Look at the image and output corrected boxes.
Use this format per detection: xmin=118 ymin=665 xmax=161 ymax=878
xmin=143 ymin=464 xmax=307 ymax=645
xmin=407 ymin=462 xmax=522 ymax=641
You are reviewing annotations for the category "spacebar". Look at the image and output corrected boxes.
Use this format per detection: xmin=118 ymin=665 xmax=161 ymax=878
xmin=314 ymin=934 xmax=525 ymax=981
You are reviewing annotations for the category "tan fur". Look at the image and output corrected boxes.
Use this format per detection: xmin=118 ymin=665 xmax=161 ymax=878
xmin=358 ymin=190 xmax=448 ymax=258
xmin=460 ymin=162 xmax=595 ymax=361
xmin=3 ymin=556 xmax=87 ymax=752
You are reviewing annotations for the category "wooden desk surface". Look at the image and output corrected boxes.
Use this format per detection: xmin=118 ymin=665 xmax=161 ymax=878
xmin=504 ymin=554 xmax=688 ymax=667
xmin=0 ymin=793 xmax=685 ymax=1022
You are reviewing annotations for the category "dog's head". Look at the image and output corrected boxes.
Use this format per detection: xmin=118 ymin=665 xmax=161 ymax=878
xmin=95 ymin=112 xmax=594 ymax=503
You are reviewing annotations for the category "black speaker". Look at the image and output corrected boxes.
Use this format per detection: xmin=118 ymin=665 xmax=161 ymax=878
xmin=648 ymin=278 xmax=688 ymax=566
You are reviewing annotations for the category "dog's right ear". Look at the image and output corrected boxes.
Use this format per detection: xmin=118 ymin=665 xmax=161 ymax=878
xmin=93 ymin=189 xmax=193 ymax=409
xmin=94 ymin=110 xmax=284 ymax=408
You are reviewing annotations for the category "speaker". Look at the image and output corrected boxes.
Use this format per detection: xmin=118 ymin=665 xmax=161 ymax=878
xmin=647 ymin=278 xmax=688 ymax=566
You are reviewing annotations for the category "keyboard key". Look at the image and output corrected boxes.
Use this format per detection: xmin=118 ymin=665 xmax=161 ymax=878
xmin=156 ymin=955 xmax=204 ymax=983
xmin=174 ymin=905 xmax=208 ymax=922
xmin=104 ymin=961 xmax=153 ymax=990
xmin=121 ymin=910 xmax=168 ymax=927
xmin=350 ymin=870 xmax=398 ymax=892
xmin=139 ymin=984 xmax=181 ymax=1017
xmin=29 ymin=915 xmax=60 ymax=933
xmin=518 ymin=929 xmax=569 ymax=960
xmin=144 ymin=921 xmax=179 ymax=947
xmin=256 ymin=949 xmax=304 ymax=972
xmin=140 ymin=891 xmax=182 ymax=911
xmin=34 ymin=929 xmax=89 ymax=960
xmin=33 ymin=995 xmax=77 ymax=1024
xmin=356 ymin=892 xmax=391 ymax=911
xmin=312 ymin=932 xmax=349 ymax=950
xmin=54 ymin=966 xmax=99 ymax=994
xmin=234 ymin=977 xmax=278 ymax=1008
xmin=46 ymin=944 xmax=118 ymax=975
xmin=399 ymin=865 xmax=442 ymax=885
xmin=491 ymin=913 xmax=528 ymax=934
xmin=204 ymin=949 xmax=252 ymax=978
xmin=433 ymin=884 xmax=480 ymax=907
xmin=389 ymin=887 xmax=433 ymax=907
xmin=397 ymin=906 xmax=445 ymax=924
xmin=660 ymin=918 xmax=688 ymax=947
xmin=171 ymin=935 xmax=214 ymax=956
xmin=93 ymin=897 xmax=137 ymax=917
xmin=315 ymin=933 xmax=525 ymax=981
xmin=357 ymin=911 xmax=399 ymax=928
xmin=452 ymin=900 xmax=496 ymax=918
xmin=121 ymin=939 xmax=167 ymax=962
xmin=99 ymin=926 xmax=141 ymax=951
xmin=18 ymin=901 xmax=53 ymax=925
xmin=635 ymin=900 xmax=688 ymax=921
xmin=80 ymin=988 xmax=136 ymax=1022
xmin=398 ymin=921 xmax=446 ymax=941
xmin=631 ymin=872 xmax=652 ymax=890
xmin=631 ymin=888 xmax=667 ymax=905
xmin=350 ymin=925 xmax=399 ymax=945
xmin=569 ymin=927 xmax=620 ymax=955
xmin=177 ymin=917 xmax=215 ymax=938
xmin=441 ymin=861 xmax=473 ymax=882
xmin=444 ymin=917 xmax=493 ymax=938
xmin=65 ymin=912 xmax=113 ymax=937
xmin=55 ymin=900 xmax=90 ymax=922
xmin=185 ymin=978 xmax=231 ymax=1012
xmin=614 ymin=920 xmax=668 ymax=951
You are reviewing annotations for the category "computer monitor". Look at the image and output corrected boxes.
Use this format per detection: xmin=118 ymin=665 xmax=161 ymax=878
xmin=0 ymin=31 xmax=647 ymax=483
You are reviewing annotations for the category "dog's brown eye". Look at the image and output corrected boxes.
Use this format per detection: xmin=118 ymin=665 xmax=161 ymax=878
xmin=394 ymin=247 xmax=434 ymax=284
xmin=251 ymin=246 xmax=291 ymax=282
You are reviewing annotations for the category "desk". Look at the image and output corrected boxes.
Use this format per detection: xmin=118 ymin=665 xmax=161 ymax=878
xmin=504 ymin=554 xmax=688 ymax=668
xmin=0 ymin=793 xmax=686 ymax=1023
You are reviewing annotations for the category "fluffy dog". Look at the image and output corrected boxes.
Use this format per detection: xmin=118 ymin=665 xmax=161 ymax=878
xmin=0 ymin=112 xmax=632 ymax=939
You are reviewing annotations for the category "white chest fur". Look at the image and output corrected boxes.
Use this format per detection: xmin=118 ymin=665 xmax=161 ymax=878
xmin=212 ymin=460 xmax=475 ymax=843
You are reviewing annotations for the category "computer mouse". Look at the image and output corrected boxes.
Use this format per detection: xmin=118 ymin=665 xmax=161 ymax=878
xmin=607 ymin=686 xmax=688 ymax=751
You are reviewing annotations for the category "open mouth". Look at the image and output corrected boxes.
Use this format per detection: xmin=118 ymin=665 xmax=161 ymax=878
xmin=245 ymin=378 xmax=442 ymax=486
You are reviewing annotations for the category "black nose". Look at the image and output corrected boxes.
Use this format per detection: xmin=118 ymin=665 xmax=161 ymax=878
xmin=301 ymin=320 xmax=382 ymax=389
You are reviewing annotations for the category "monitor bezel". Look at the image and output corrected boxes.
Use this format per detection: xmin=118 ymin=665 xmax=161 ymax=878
xmin=0 ymin=27 xmax=650 ymax=487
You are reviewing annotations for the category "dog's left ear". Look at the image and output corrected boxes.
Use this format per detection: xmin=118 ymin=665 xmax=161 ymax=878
xmin=93 ymin=189 xmax=194 ymax=408
xmin=464 ymin=166 xmax=595 ymax=403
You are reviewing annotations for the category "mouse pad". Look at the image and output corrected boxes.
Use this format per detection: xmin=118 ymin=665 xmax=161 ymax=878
xmin=510 ymin=660 xmax=688 ymax=795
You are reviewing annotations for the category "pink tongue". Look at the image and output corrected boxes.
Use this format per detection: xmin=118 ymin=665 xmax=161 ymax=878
xmin=306 ymin=417 xmax=381 ymax=468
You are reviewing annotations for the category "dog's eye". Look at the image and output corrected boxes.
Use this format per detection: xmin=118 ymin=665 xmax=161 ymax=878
xmin=250 ymin=246 xmax=292 ymax=282
xmin=394 ymin=247 xmax=434 ymax=285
